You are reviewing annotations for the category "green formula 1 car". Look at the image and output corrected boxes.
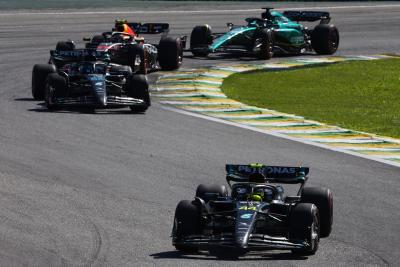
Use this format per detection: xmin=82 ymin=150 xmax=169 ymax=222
xmin=189 ymin=8 xmax=339 ymax=59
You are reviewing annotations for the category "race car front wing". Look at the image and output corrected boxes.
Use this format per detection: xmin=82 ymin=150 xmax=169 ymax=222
xmin=173 ymin=234 xmax=308 ymax=250
xmin=54 ymin=95 xmax=145 ymax=108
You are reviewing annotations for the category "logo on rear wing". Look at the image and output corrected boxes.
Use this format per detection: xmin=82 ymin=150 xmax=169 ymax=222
xmin=50 ymin=49 xmax=104 ymax=59
xmin=127 ymin=23 xmax=169 ymax=34
xmin=283 ymin=10 xmax=331 ymax=23
xmin=226 ymin=164 xmax=309 ymax=180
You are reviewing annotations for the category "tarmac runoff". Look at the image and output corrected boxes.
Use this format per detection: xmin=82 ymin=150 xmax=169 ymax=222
xmin=152 ymin=55 xmax=400 ymax=166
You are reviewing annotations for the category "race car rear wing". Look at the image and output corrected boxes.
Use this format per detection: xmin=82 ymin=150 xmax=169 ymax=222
xmin=283 ymin=10 xmax=331 ymax=24
xmin=127 ymin=23 xmax=169 ymax=34
xmin=225 ymin=164 xmax=309 ymax=184
xmin=49 ymin=49 xmax=105 ymax=67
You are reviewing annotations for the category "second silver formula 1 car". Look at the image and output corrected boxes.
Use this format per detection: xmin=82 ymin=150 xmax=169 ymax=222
xmin=32 ymin=49 xmax=150 ymax=112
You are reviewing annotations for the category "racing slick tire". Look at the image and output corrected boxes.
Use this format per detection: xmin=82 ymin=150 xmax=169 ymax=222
xmin=158 ymin=37 xmax=183 ymax=70
xmin=45 ymin=73 xmax=66 ymax=110
xmin=85 ymin=35 xmax=105 ymax=48
xmin=190 ymin=25 xmax=212 ymax=57
xmin=91 ymin=35 xmax=105 ymax=46
xmin=290 ymin=203 xmax=320 ymax=256
xmin=32 ymin=64 xmax=56 ymax=100
xmin=55 ymin=40 xmax=75 ymax=51
xmin=311 ymin=24 xmax=339 ymax=55
xmin=172 ymin=200 xmax=201 ymax=253
xmin=254 ymin=29 xmax=274 ymax=60
xmin=301 ymin=187 xmax=333 ymax=238
xmin=126 ymin=74 xmax=150 ymax=113
xmin=127 ymin=44 xmax=147 ymax=74
xmin=195 ymin=184 xmax=228 ymax=203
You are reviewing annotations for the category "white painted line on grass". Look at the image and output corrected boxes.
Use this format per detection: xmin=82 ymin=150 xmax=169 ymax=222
xmin=161 ymin=105 xmax=400 ymax=168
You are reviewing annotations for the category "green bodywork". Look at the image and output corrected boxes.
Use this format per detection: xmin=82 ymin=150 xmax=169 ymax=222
xmin=209 ymin=11 xmax=306 ymax=53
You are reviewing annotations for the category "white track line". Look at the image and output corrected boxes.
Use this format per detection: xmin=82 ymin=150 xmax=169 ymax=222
xmin=161 ymin=105 xmax=400 ymax=169
xmin=1 ymin=4 xmax=400 ymax=16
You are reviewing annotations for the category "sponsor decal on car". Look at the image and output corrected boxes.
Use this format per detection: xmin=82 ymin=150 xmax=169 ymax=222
xmin=240 ymin=213 xmax=253 ymax=219
xmin=237 ymin=165 xmax=297 ymax=174
xmin=239 ymin=206 xmax=257 ymax=211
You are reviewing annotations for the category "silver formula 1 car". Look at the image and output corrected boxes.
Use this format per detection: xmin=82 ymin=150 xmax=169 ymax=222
xmin=172 ymin=164 xmax=333 ymax=257
xmin=32 ymin=49 xmax=150 ymax=112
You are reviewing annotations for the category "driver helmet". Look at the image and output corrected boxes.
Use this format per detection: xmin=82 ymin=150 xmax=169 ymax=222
xmin=114 ymin=18 xmax=136 ymax=37
xmin=115 ymin=19 xmax=128 ymax=32
xmin=249 ymin=188 xmax=264 ymax=202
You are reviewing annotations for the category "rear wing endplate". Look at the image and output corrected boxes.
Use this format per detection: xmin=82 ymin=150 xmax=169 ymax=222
xmin=283 ymin=10 xmax=331 ymax=24
xmin=127 ymin=23 xmax=169 ymax=34
xmin=226 ymin=164 xmax=309 ymax=184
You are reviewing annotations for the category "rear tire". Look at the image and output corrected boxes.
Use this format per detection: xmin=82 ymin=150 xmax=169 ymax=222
xmin=158 ymin=37 xmax=183 ymax=70
xmin=173 ymin=200 xmax=201 ymax=253
xmin=195 ymin=184 xmax=228 ymax=203
xmin=301 ymin=187 xmax=333 ymax=238
xmin=311 ymin=24 xmax=339 ymax=55
xmin=45 ymin=73 xmax=66 ymax=110
xmin=290 ymin=203 xmax=320 ymax=256
xmin=125 ymin=74 xmax=150 ymax=113
xmin=190 ymin=25 xmax=212 ymax=57
xmin=56 ymin=40 xmax=75 ymax=51
xmin=32 ymin=64 xmax=56 ymax=100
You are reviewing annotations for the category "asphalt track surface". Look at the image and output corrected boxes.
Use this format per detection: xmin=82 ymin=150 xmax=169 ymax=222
xmin=0 ymin=2 xmax=399 ymax=266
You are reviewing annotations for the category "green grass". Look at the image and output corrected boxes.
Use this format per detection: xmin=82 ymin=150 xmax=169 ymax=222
xmin=221 ymin=58 xmax=400 ymax=138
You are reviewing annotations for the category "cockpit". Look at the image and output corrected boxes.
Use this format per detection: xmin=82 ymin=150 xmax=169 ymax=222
xmin=245 ymin=17 xmax=267 ymax=27
xmin=63 ymin=62 xmax=108 ymax=75
xmin=231 ymin=184 xmax=277 ymax=202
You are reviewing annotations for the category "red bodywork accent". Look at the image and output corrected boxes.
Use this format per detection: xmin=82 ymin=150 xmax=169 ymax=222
xmin=97 ymin=45 xmax=111 ymax=51
xmin=123 ymin=24 xmax=136 ymax=37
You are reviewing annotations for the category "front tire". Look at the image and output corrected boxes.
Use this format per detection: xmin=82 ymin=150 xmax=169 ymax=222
xmin=55 ymin=40 xmax=75 ymax=51
xmin=190 ymin=25 xmax=212 ymax=57
xmin=125 ymin=74 xmax=150 ymax=113
xmin=158 ymin=37 xmax=183 ymax=70
xmin=45 ymin=73 xmax=66 ymax=110
xmin=127 ymin=44 xmax=147 ymax=74
xmin=290 ymin=203 xmax=320 ymax=256
xmin=311 ymin=24 xmax=339 ymax=55
xmin=172 ymin=200 xmax=201 ymax=253
xmin=86 ymin=35 xmax=105 ymax=48
xmin=32 ymin=64 xmax=56 ymax=100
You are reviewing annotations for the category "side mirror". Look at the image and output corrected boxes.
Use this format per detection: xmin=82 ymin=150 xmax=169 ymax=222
xmin=83 ymin=37 xmax=91 ymax=42
xmin=227 ymin=22 xmax=233 ymax=29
